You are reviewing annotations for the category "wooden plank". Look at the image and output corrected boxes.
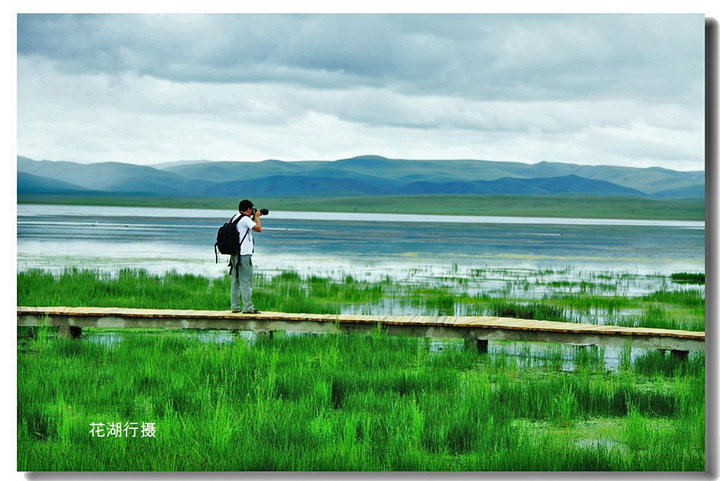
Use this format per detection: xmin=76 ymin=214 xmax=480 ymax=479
xmin=16 ymin=306 xmax=705 ymax=351
xmin=16 ymin=306 xmax=704 ymax=339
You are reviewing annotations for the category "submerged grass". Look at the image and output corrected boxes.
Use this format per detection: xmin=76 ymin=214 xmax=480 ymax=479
xmin=670 ymin=273 xmax=705 ymax=285
xmin=17 ymin=268 xmax=705 ymax=331
xmin=17 ymin=329 xmax=704 ymax=471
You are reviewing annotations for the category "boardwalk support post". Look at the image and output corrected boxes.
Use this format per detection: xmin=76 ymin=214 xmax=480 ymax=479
xmin=670 ymin=349 xmax=689 ymax=360
xmin=464 ymin=337 xmax=488 ymax=353
xmin=256 ymin=330 xmax=273 ymax=340
xmin=58 ymin=325 xmax=82 ymax=339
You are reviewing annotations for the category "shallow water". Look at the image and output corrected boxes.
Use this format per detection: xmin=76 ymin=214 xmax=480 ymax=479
xmin=81 ymin=328 xmax=678 ymax=373
xmin=17 ymin=204 xmax=704 ymax=287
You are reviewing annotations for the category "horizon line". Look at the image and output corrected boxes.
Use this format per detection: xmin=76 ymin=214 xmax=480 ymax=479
xmin=16 ymin=154 xmax=705 ymax=173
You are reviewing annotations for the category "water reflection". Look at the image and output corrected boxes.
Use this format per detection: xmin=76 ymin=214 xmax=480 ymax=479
xmin=81 ymin=329 xmax=685 ymax=373
xmin=17 ymin=204 xmax=704 ymax=285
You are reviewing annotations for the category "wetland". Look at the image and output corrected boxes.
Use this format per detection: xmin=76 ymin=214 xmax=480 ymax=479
xmin=16 ymin=203 xmax=706 ymax=471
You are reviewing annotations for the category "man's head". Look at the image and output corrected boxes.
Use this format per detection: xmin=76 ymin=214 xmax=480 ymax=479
xmin=238 ymin=199 xmax=254 ymax=214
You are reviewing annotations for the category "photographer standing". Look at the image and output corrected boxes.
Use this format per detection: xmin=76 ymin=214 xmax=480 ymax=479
xmin=230 ymin=199 xmax=263 ymax=314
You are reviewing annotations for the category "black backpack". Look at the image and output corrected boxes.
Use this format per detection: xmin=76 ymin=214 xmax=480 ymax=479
xmin=214 ymin=214 xmax=250 ymax=262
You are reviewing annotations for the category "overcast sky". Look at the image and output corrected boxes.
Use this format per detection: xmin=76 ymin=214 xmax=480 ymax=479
xmin=16 ymin=13 xmax=705 ymax=170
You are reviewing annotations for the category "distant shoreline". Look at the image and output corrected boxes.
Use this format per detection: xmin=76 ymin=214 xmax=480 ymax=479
xmin=17 ymin=193 xmax=705 ymax=222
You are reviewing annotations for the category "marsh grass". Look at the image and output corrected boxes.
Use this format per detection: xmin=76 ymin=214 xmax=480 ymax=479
xmin=17 ymin=329 xmax=704 ymax=471
xmin=670 ymin=273 xmax=705 ymax=285
xmin=17 ymin=267 xmax=705 ymax=470
xmin=17 ymin=268 xmax=705 ymax=331
xmin=484 ymin=300 xmax=566 ymax=321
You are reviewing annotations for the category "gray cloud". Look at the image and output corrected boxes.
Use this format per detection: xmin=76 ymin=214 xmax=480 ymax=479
xmin=16 ymin=14 xmax=705 ymax=170
xmin=18 ymin=14 xmax=703 ymax=102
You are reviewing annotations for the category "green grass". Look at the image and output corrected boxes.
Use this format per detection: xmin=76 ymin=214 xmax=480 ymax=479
xmin=16 ymin=268 xmax=706 ymax=471
xmin=18 ymin=329 xmax=704 ymax=471
xmin=17 ymin=193 xmax=705 ymax=220
xmin=670 ymin=272 xmax=705 ymax=285
xmin=17 ymin=268 xmax=705 ymax=331
xmin=16 ymin=268 xmax=381 ymax=315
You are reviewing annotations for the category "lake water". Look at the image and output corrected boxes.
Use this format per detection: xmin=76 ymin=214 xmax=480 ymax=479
xmin=17 ymin=204 xmax=705 ymax=288
xmin=18 ymin=203 xmax=706 ymax=360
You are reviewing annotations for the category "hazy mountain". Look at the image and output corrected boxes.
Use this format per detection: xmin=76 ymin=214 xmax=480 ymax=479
xmin=531 ymin=162 xmax=705 ymax=194
xmin=204 ymin=175 xmax=396 ymax=197
xmin=17 ymin=155 xmax=704 ymax=199
xmin=400 ymin=175 xmax=645 ymax=196
xmin=651 ymin=184 xmax=706 ymax=199
xmin=162 ymin=159 xmax=328 ymax=183
xmin=17 ymin=156 xmax=195 ymax=193
xmin=17 ymin=172 xmax=92 ymax=194
xmin=157 ymin=155 xmax=703 ymax=194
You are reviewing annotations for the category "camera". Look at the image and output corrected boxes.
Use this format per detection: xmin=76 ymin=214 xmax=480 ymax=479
xmin=252 ymin=208 xmax=269 ymax=216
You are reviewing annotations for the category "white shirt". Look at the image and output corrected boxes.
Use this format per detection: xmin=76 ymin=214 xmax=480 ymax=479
xmin=232 ymin=214 xmax=257 ymax=255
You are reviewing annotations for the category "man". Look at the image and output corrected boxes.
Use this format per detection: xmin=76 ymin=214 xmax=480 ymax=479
xmin=230 ymin=199 xmax=263 ymax=313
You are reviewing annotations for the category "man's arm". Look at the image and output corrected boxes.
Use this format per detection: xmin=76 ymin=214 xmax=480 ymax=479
xmin=252 ymin=210 xmax=262 ymax=232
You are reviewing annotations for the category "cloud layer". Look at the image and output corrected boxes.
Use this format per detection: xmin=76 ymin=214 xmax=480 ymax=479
xmin=17 ymin=14 xmax=705 ymax=170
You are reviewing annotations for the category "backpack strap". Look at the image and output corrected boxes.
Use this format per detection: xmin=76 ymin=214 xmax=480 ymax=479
xmin=230 ymin=214 xmax=251 ymax=278
xmin=234 ymin=213 xmax=251 ymax=248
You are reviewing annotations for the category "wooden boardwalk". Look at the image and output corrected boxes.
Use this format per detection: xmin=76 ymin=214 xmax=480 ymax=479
xmin=17 ymin=306 xmax=704 ymax=354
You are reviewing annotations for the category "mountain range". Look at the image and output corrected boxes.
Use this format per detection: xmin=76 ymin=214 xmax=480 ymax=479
xmin=17 ymin=155 xmax=705 ymax=199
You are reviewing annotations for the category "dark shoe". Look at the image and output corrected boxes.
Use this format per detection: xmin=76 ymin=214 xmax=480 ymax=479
xmin=231 ymin=310 xmax=241 ymax=313
xmin=242 ymin=309 xmax=261 ymax=314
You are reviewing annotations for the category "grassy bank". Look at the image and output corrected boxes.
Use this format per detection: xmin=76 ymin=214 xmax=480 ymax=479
xmin=18 ymin=327 xmax=704 ymax=471
xmin=17 ymin=193 xmax=705 ymax=221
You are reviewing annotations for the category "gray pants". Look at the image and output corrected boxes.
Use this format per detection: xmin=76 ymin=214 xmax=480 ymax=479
xmin=230 ymin=254 xmax=254 ymax=312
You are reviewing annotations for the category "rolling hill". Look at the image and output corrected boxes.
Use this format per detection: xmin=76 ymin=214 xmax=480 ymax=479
xmin=17 ymin=155 xmax=704 ymax=199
